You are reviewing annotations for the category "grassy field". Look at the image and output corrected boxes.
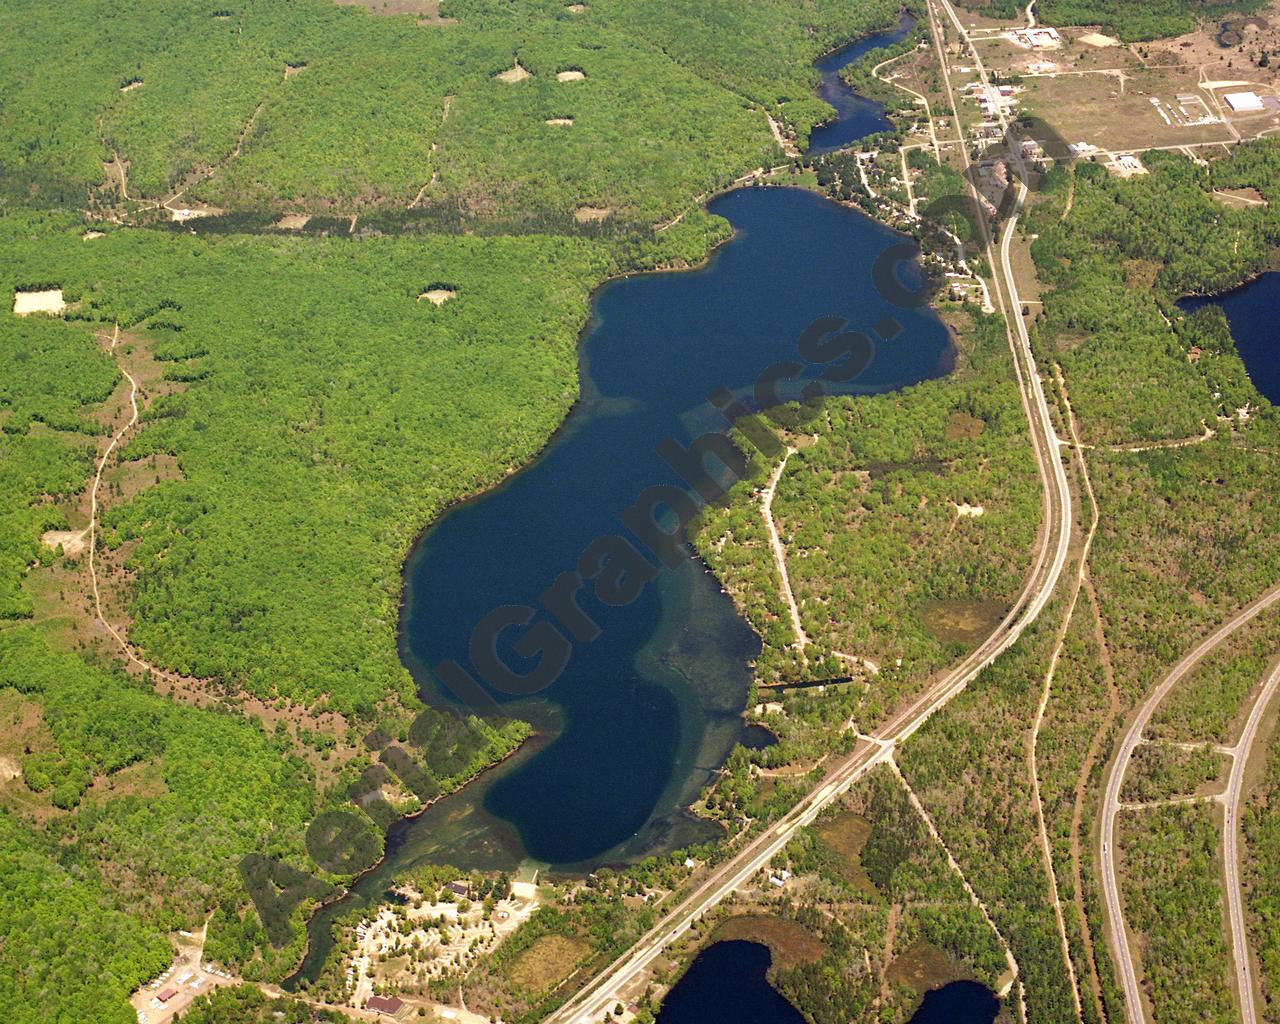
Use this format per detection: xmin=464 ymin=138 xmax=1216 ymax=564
xmin=507 ymin=934 xmax=589 ymax=994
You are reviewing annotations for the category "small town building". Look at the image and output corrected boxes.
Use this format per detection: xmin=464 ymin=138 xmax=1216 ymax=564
xmin=1225 ymin=91 xmax=1265 ymax=113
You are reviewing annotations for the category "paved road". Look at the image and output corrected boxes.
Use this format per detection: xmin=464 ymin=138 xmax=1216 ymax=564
xmin=1100 ymin=585 xmax=1280 ymax=1024
xmin=545 ymin=4 xmax=1073 ymax=1022
xmin=1222 ymin=654 xmax=1280 ymax=1024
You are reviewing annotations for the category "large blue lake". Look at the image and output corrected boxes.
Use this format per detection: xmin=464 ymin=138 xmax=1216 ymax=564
xmin=399 ymin=184 xmax=952 ymax=871
xmin=1180 ymin=272 xmax=1280 ymax=403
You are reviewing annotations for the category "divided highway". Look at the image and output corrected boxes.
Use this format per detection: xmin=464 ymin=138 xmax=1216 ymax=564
xmin=1100 ymin=584 xmax=1280 ymax=1024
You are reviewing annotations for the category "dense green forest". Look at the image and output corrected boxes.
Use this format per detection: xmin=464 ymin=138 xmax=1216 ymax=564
xmin=2 ymin=214 xmax=608 ymax=710
xmin=0 ymin=0 xmax=907 ymax=219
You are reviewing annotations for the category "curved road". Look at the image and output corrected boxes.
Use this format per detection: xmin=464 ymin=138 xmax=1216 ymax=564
xmin=1100 ymin=584 xmax=1280 ymax=1024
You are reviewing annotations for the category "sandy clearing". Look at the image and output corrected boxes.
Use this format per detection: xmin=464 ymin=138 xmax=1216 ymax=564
xmin=546 ymin=117 xmax=574 ymax=125
xmin=1204 ymin=80 xmax=1254 ymax=90
xmin=1078 ymin=32 xmax=1119 ymax=47
xmin=566 ymin=3 xmax=585 ymax=10
xmin=496 ymin=62 xmax=530 ymax=82
xmin=953 ymin=501 xmax=986 ymax=518
xmin=0 ymin=757 xmax=20 ymax=783
xmin=573 ymin=205 xmax=611 ymax=223
xmin=170 ymin=207 xmax=209 ymax=222
xmin=284 ymin=62 xmax=307 ymax=79
xmin=120 ymin=79 xmax=143 ymax=93
xmin=41 ymin=529 xmax=88 ymax=558
xmin=83 ymin=230 xmax=105 ymax=241
xmin=273 ymin=213 xmax=311 ymax=229
xmin=556 ymin=69 xmax=585 ymax=81
xmin=419 ymin=288 xmax=456 ymax=305
xmin=13 ymin=289 xmax=65 ymax=316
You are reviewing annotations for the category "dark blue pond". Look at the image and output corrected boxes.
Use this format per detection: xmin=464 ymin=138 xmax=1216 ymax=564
xmin=1180 ymin=272 xmax=1280 ymax=403
xmin=808 ymin=13 xmax=916 ymax=154
xmin=656 ymin=941 xmax=999 ymax=1024
xmin=657 ymin=941 xmax=805 ymax=1024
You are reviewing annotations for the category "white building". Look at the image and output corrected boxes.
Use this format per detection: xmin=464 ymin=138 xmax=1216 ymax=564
xmin=1225 ymin=91 xmax=1265 ymax=113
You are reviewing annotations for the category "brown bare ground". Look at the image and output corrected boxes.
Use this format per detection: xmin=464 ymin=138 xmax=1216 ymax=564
xmin=508 ymin=935 xmax=589 ymax=994
xmin=496 ymin=62 xmax=531 ymax=83
xmin=886 ymin=941 xmax=970 ymax=992
xmin=945 ymin=410 xmax=987 ymax=440
xmin=573 ymin=205 xmax=612 ymax=223
xmin=333 ymin=0 xmax=456 ymax=21
xmin=921 ymin=598 xmax=1006 ymax=644
xmin=712 ymin=915 xmax=824 ymax=970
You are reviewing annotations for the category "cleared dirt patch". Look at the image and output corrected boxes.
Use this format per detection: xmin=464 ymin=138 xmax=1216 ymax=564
xmin=573 ymin=205 xmax=611 ymax=223
xmin=1079 ymin=32 xmax=1119 ymax=47
xmin=0 ymin=757 xmax=19 ymax=783
xmin=41 ymin=529 xmax=88 ymax=558
xmin=13 ymin=289 xmax=65 ymax=316
xmin=273 ymin=213 xmax=311 ymax=230
xmin=566 ymin=3 xmax=585 ymax=10
xmin=508 ymin=934 xmax=588 ymax=994
xmin=82 ymin=231 xmax=105 ymax=241
xmin=120 ymin=78 xmax=143 ymax=93
xmin=556 ymin=69 xmax=585 ymax=82
xmin=712 ymin=915 xmax=824 ymax=970
xmin=545 ymin=117 xmax=574 ymax=125
xmin=418 ymin=287 xmax=456 ymax=305
xmin=284 ymin=62 xmax=307 ymax=79
xmin=1214 ymin=186 xmax=1268 ymax=209
xmin=952 ymin=501 xmax=985 ymax=518
xmin=921 ymin=598 xmax=1006 ymax=644
xmin=496 ymin=62 xmax=531 ymax=83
